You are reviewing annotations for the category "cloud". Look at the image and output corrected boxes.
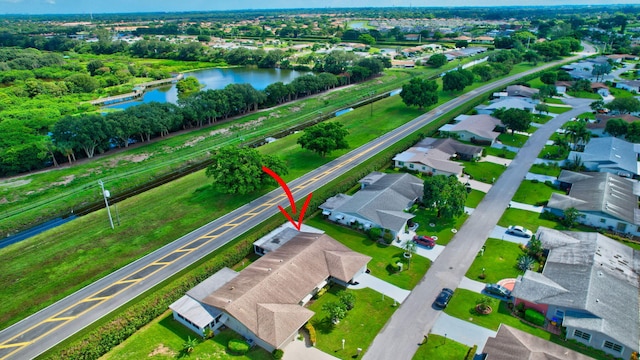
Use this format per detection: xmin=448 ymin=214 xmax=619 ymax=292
xmin=44 ymin=0 xmax=55 ymax=4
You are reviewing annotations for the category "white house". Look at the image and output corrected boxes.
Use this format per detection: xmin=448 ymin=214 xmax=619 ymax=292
xmin=392 ymin=138 xmax=482 ymax=177
xmin=439 ymin=114 xmax=503 ymax=144
xmin=566 ymin=137 xmax=640 ymax=177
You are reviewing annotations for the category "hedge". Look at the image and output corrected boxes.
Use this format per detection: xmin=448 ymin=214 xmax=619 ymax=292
xmin=305 ymin=322 xmax=317 ymax=346
xmin=524 ymin=308 xmax=546 ymax=327
xmin=465 ymin=345 xmax=478 ymax=360
xmin=272 ymin=348 xmax=284 ymax=359
xmin=228 ymin=339 xmax=250 ymax=355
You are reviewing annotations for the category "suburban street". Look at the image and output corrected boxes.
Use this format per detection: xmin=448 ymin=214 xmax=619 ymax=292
xmin=363 ymin=97 xmax=593 ymax=360
xmin=0 ymin=47 xmax=593 ymax=360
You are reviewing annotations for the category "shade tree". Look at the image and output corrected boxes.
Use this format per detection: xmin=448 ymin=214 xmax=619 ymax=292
xmin=422 ymin=175 xmax=467 ymax=219
xmin=297 ymin=122 xmax=349 ymax=157
xmin=400 ymin=78 xmax=438 ymax=109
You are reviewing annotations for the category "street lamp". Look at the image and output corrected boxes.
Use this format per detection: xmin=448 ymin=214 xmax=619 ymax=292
xmin=98 ymin=180 xmax=114 ymax=230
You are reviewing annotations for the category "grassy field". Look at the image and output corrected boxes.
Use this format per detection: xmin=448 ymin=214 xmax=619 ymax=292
xmin=465 ymin=189 xmax=486 ymax=208
xmin=465 ymin=238 xmax=538 ymax=283
xmin=308 ymin=286 xmax=397 ymax=360
xmin=485 ymin=146 xmax=517 ymax=159
xmin=461 ymin=161 xmax=506 ymax=184
xmin=543 ymin=97 xmax=564 ymax=105
xmin=413 ymin=334 xmax=471 ymax=360
xmin=497 ymin=209 xmax=560 ymax=233
xmin=547 ymin=105 xmax=572 ymax=114
xmin=567 ymin=90 xmax=601 ymax=99
xmin=102 ymin=311 xmax=272 ymax=360
xmin=497 ymin=133 xmax=530 ymax=148
xmin=444 ymin=288 xmax=550 ymax=338
xmin=538 ymin=144 xmax=569 ymax=160
xmin=528 ymin=163 xmax=562 ymax=177
xmin=609 ymin=87 xmax=635 ymax=98
xmin=512 ymin=180 xmax=563 ymax=205
xmin=532 ymin=114 xmax=554 ymax=124
xmin=305 ymin=217 xmax=431 ymax=290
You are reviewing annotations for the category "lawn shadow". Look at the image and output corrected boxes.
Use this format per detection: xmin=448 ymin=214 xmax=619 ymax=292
xmin=158 ymin=313 xmax=196 ymax=341
xmin=311 ymin=317 xmax=336 ymax=335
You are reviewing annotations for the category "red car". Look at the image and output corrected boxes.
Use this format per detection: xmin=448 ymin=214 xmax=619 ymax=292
xmin=413 ymin=235 xmax=435 ymax=248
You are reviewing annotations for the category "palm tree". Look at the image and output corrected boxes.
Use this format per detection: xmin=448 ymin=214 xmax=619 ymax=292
xmin=403 ymin=240 xmax=417 ymax=269
xmin=517 ymin=255 xmax=536 ymax=272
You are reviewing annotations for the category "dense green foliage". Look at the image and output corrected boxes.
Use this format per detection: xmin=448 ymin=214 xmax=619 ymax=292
xmin=422 ymin=175 xmax=467 ymax=219
xmin=524 ymin=308 xmax=546 ymax=327
xmin=400 ymin=78 xmax=438 ymax=109
xmin=493 ymin=108 xmax=533 ymax=134
xmin=297 ymin=122 xmax=349 ymax=157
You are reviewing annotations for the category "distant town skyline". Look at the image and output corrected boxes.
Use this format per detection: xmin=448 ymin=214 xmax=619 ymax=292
xmin=0 ymin=0 xmax=638 ymax=15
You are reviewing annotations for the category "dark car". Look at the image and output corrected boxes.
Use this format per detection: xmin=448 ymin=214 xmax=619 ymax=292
xmin=484 ymin=283 xmax=512 ymax=298
xmin=413 ymin=235 xmax=435 ymax=248
xmin=434 ymin=288 xmax=454 ymax=309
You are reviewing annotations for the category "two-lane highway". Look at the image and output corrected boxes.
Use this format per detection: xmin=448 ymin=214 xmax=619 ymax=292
xmin=0 ymin=47 xmax=592 ymax=360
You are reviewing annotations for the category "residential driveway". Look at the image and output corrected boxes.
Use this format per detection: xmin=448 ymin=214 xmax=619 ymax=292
xmin=430 ymin=313 xmax=497 ymax=353
xmin=525 ymin=173 xmax=557 ymax=183
xmin=348 ymin=273 xmax=411 ymax=304
xmin=481 ymin=155 xmax=512 ymax=167
xmin=459 ymin=277 xmax=486 ymax=293
xmin=489 ymin=225 xmax=531 ymax=244
xmin=508 ymin=201 xmax=544 ymax=213
xmin=458 ymin=174 xmax=492 ymax=192
xmin=283 ymin=336 xmax=339 ymax=360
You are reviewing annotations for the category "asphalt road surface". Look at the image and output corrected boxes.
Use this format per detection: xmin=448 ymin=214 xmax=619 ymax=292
xmin=362 ymin=99 xmax=593 ymax=360
xmin=0 ymin=46 xmax=593 ymax=360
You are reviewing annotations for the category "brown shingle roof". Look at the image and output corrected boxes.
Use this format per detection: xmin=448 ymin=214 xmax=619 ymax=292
xmin=202 ymin=233 xmax=370 ymax=349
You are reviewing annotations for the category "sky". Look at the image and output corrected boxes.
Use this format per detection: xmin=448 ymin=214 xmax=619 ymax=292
xmin=0 ymin=0 xmax=639 ymax=15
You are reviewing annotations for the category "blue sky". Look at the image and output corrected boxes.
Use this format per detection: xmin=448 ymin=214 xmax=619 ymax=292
xmin=0 ymin=0 xmax=638 ymax=15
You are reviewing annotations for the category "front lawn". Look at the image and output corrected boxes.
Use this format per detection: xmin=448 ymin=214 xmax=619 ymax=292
xmin=413 ymin=334 xmax=471 ymax=360
xmin=305 ymin=217 xmax=431 ymax=290
xmin=497 ymin=209 xmax=560 ymax=233
xmin=512 ymin=180 xmax=563 ymax=206
xmin=543 ymin=97 xmax=564 ymax=105
xmin=538 ymin=144 xmax=569 ymax=160
xmin=547 ymin=105 xmax=572 ymax=114
xmin=444 ymin=289 xmax=551 ymax=339
xmin=461 ymin=161 xmax=507 ymax=184
xmin=465 ymin=238 xmax=539 ymax=283
xmin=609 ymin=87 xmax=634 ymax=98
xmin=484 ymin=146 xmax=517 ymax=159
xmin=566 ymin=90 xmax=601 ymax=99
xmin=532 ymin=114 xmax=554 ymax=124
xmin=411 ymin=209 xmax=469 ymax=246
xmin=308 ymin=286 xmax=397 ymax=360
xmin=528 ymin=163 xmax=562 ymax=177
xmin=497 ymin=133 xmax=530 ymax=148
xmin=577 ymin=112 xmax=595 ymax=120
xmin=103 ymin=312 xmax=272 ymax=360
xmin=465 ymin=189 xmax=485 ymax=208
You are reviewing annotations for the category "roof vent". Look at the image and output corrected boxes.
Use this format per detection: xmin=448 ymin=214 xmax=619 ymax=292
xmin=268 ymin=268 xmax=272 ymax=272
xmin=230 ymin=286 xmax=235 ymax=290
xmin=596 ymin=298 xmax=600 ymax=303
xmin=280 ymin=259 xmax=283 ymax=262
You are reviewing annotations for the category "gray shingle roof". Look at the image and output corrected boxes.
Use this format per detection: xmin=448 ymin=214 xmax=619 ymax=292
xmin=513 ymin=228 xmax=640 ymax=352
xmin=506 ymin=85 xmax=539 ymax=98
xmin=415 ymin=137 xmax=483 ymax=158
xmin=547 ymin=171 xmax=640 ymax=225
xmin=477 ymin=98 xmax=536 ymax=112
xmin=449 ymin=114 xmax=502 ymax=140
xmin=571 ymin=137 xmax=639 ymax=175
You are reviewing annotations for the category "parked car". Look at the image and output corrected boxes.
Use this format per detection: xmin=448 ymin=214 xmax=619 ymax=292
xmin=413 ymin=235 xmax=435 ymax=248
xmin=434 ymin=288 xmax=454 ymax=309
xmin=506 ymin=225 xmax=533 ymax=238
xmin=484 ymin=283 xmax=512 ymax=298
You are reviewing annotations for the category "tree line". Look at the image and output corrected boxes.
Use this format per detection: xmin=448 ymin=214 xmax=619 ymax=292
xmin=0 ymin=57 xmax=386 ymax=176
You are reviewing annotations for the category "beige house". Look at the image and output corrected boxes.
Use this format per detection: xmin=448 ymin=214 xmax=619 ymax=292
xmin=393 ymin=138 xmax=482 ymax=176
xmin=439 ymin=114 xmax=503 ymax=145
xmin=170 ymin=231 xmax=370 ymax=351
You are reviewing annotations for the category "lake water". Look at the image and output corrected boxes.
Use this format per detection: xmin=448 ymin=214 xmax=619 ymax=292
xmin=107 ymin=67 xmax=309 ymax=110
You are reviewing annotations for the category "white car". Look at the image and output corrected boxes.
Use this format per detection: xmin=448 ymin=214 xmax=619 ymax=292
xmin=506 ymin=225 xmax=533 ymax=238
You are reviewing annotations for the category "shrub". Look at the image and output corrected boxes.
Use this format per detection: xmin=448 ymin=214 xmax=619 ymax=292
xmin=524 ymin=309 xmax=545 ymax=327
xmin=465 ymin=345 xmax=478 ymax=360
xmin=367 ymin=227 xmax=382 ymax=240
xmin=305 ymin=322 xmax=317 ymax=345
xmin=272 ymin=349 xmax=284 ymax=359
xmin=313 ymin=285 xmax=328 ymax=299
xmin=338 ymin=291 xmax=356 ymax=310
xmin=382 ymin=230 xmax=394 ymax=244
xmin=228 ymin=339 xmax=250 ymax=355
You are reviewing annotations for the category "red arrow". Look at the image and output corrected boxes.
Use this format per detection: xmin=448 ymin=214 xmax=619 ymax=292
xmin=262 ymin=166 xmax=313 ymax=231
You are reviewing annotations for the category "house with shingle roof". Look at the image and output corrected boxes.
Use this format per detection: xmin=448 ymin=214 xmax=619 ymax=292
xmin=319 ymin=172 xmax=423 ymax=237
xmin=588 ymin=114 xmax=640 ymax=137
xmin=392 ymin=138 xmax=482 ymax=177
xmin=511 ymin=227 xmax=639 ymax=360
xmin=506 ymin=85 xmax=539 ymax=99
xmin=483 ymin=324 xmax=594 ymax=360
xmin=475 ymin=98 xmax=537 ymax=115
xmin=439 ymin=114 xmax=503 ymax=144
xmin=170 ymin=230 xmax=370 ymax=351
xmin=546 ymin=170 xmax=640 ymax=236
xmin=566 ymin=137 xmax=640 ymax=176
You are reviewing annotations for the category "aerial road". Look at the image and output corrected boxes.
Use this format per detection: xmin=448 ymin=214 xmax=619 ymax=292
xmin=0 ymin=44 xmax=594 ymax=360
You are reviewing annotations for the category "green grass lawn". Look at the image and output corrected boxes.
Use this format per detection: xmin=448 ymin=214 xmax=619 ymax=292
xmin=411 ymin=208 xmax=469 ymax=246
xmin=512 ymin=180 xmax=563 ymax=206
xmin=532 ymin=114 xmax=554 ymax=124
xmin=444 ymin=289 xmax=551 ymax=339
xmin=543 ymin=97 xmax=564 ymax=105
xmin=538 ymin=144 xmax=569 ymax=160
xmin=465 ymin=189 xmax=485 ymax=208
xmin=609 ymin=87 xmax=634 ymax=98
xmin=566 ymin=90 xmax=601 ymax=99
xmin=308 ymin=286 xmax=397 ymax=360
xmin=577 ymin=112 xmax=595 ymax=120
xmin=461 ymin=161 xmax=507 ymax=184
xmin=497 ymin=209 xmax=561 ymax=233
xmin=528 ymin=163 xmax=562 ymax=177
xmin=465 ymin=239 xmax=538 ymax=283
xmin=305 ymin=217 xmax=431 ymax=290
xmin=497 ymin=133 xmax=530 ymax=148
xmin=413 ymin=334 xmax=471 ymax=360
xmin=103 ymin=312 xmax=272 ymax=360
xmin=484 ymin=146 xmax=517 ymax=159
xmin=547 ymin=105 xmax=572 ymax=114
xmin=527 ymin=78 xmax=545 ymax=89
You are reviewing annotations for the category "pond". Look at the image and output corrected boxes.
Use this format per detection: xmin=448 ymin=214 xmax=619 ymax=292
xmin=107 ymin=67 xmax=310 ymax=110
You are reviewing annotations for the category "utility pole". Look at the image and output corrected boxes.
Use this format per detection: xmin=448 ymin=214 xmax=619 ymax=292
xmin=98 ymin=180 xmax=114 ymax=230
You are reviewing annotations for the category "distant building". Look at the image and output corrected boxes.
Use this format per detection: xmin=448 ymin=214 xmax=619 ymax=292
xmin=587 ymin=114 xmax=640 ymax=137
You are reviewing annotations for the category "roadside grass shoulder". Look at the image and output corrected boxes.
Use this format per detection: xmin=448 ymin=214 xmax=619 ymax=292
xmin=308 ymin=286 xmax=397 ymax=360
xmin=305 ymin=217 xmax=431 ymax=290
xmin=538 ymin=144 xmax=569 ymax=160
xmin=484 ymin=146 xmax=517 ymax=159
xmin=412 ymin=334 xmax=471 ymax=360
xmin=577 ymin=112 xmax=595 ymax=120
xmin=567 ymin=90 xmax=601 ymax=99
xmin=465 ymin=238 xmax=538 ymax=283
xmin=461 ymin=161 xmax=506 ymax=184
xmin=547 ymin=105 xmax=572 ymax=114
xmin=609 ymin=87 xmax=634 ymax=98
xmin=528 ymin=163 xmax=562 ymax=177
xmin=465 ymin=189 xmax=485 ymax=208
xmin=102 ymin=311 xmax=271 ymax=360
xmin=532 ymin=114 xmax=554 ymax=124
xmin=512 ymin=180 xmax=563 ymax=205
xmin=497 ymin=133 xmax=529 ymax=148
xmin=543 ymin=98 xmax=564 ymax=105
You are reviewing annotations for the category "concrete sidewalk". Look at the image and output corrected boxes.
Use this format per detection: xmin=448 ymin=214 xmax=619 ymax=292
xmin=508 ymin=201 xmax=544 ymax=213
xmin=348 ymin=273 xmax=411 ymax=304
xmin=489 ymin=225 xmax=530 ymax=244
xmin=430 ymin=313 xmax=497 ymax=353
xmin=458 ymin=276 xmax=485 ymax=294
xmin=480 ymin=155 xmax=512 ymax=167
xmin=283 ymin=336 xmax=339 ymax=360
